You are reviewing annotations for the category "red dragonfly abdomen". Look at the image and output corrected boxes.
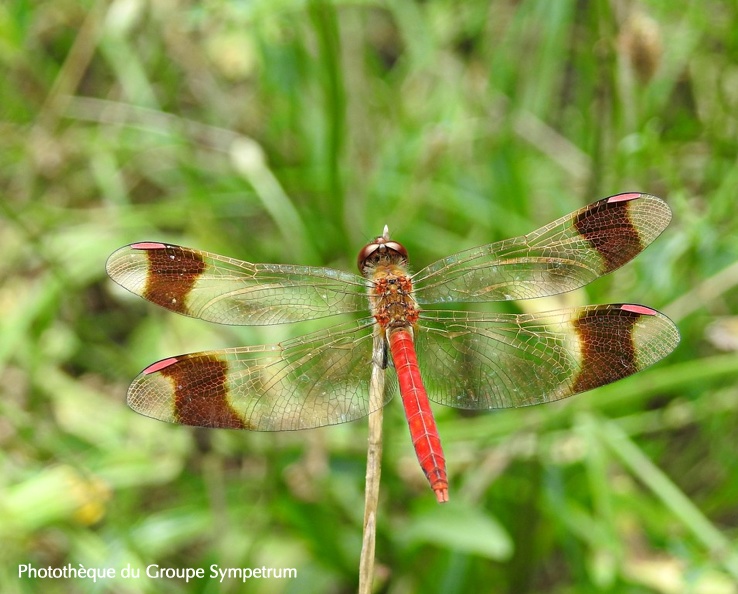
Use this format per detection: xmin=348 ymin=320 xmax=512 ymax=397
xmin=389 ymin=328 xmax=449 ymax=503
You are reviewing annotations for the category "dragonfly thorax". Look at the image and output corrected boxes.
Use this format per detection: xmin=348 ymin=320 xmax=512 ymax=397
xmin=369 ymin=271 xmax=420 ymax=329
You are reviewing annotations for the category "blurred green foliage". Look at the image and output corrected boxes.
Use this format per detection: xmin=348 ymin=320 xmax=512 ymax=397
xmin=2 ymin=0 xmax=738 ymax=592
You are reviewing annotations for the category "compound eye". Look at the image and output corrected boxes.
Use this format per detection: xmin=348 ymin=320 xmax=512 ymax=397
xmin=357 ymin=243 xmax=381 ymax=271
xmin=383 ymin=241 xmax=408 ymax=260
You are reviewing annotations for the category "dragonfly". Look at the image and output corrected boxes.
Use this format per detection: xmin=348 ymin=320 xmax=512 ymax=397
xmin=107 ymin=192 xmax=679 ymax=503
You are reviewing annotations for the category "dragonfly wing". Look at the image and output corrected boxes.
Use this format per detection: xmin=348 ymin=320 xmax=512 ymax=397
xmin=127 ymin=318 xmax=398 ymax=430
xmin=416 ymin=305 xmax=679 ymax=409
xmin=106 ymin=242 xmax=368 ymax=325
xmin=413 ymin=193 xmax=671 ymax=304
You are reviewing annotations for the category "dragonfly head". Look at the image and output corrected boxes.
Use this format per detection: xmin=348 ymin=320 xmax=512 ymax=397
xmin=357 ymin=226 xmax=409 ymax=274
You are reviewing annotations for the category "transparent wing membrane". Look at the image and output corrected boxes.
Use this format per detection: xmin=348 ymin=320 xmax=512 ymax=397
xmin=413 ymin=194 xmax=671 ymax=304
xmin=127 ymin=318 xmax=398 ymax=430
xmin=107 ymin=243 xmax=368 ymax=325
xmin=415 ymin=305 xmax=679 ymax=409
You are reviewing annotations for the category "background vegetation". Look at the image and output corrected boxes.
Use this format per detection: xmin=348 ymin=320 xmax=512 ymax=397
xmin=2 ymin=0 xmax=738 ymax=592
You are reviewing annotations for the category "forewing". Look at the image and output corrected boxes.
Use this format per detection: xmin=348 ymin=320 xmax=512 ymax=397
xmin=127 ymin=318 xmax=398 ymax=430
xmin=106 ymin=242 xmax=368 ymax=325
xmin=413 ymin=193 xmax=671 ymax=304
xmin=415 ymin=305 xmax=679 ymax=409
